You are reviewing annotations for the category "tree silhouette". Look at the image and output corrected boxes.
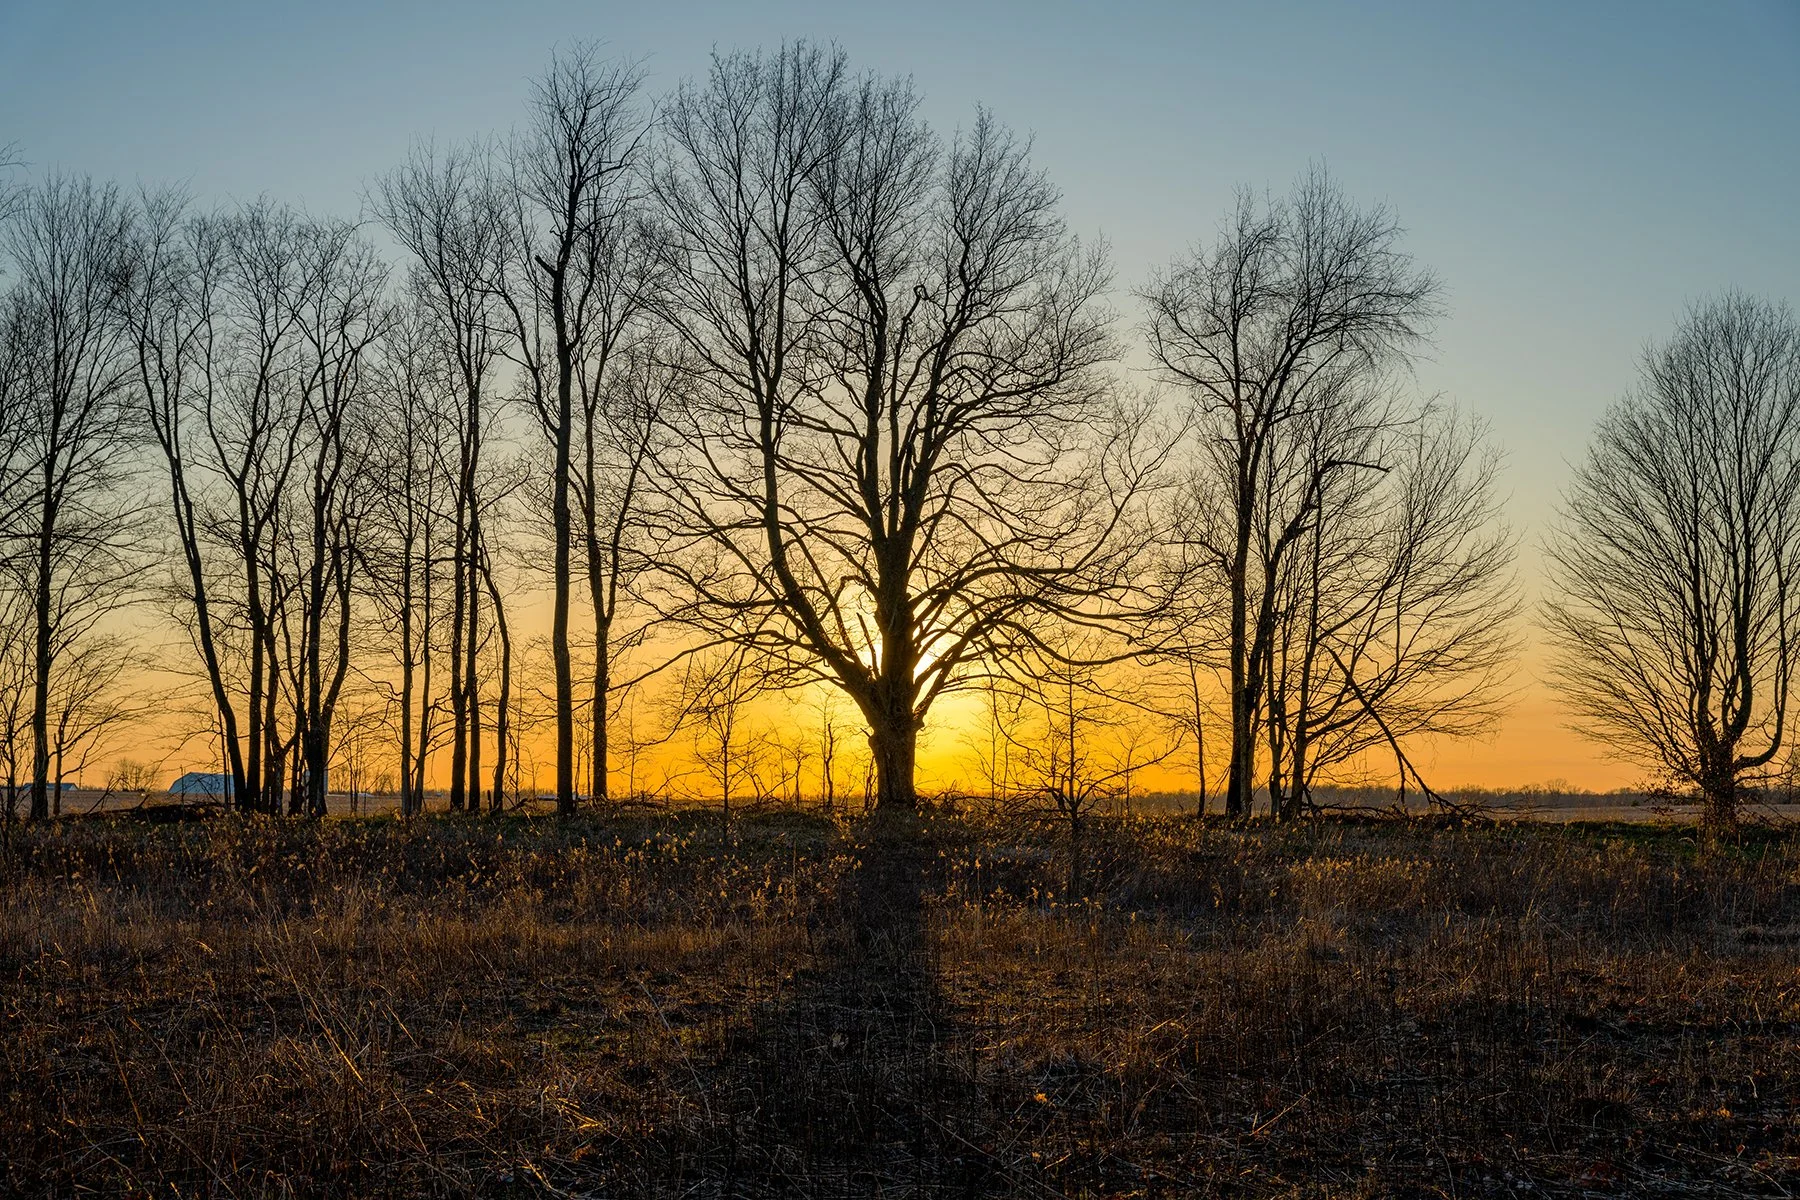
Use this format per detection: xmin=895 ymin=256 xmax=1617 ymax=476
xmin=648 ymin=43 xmax=1158 ymax=812
xmin=1546 ymin=294 xmax=1800 ymax=834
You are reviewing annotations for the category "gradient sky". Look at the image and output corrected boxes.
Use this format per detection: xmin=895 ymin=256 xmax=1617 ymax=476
xmin=3 ymin=0 xmax=1797 ymax=789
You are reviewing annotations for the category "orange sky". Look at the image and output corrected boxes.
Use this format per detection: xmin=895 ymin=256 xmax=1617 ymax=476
xmin=87 ymin=608 xmax=1646 ymax=798
xmin=1409 ymin=679 xmax=1639 ymax=794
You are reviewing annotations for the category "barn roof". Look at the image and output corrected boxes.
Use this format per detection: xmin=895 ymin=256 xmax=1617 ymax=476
xmin=168 ymin=772 xmax=233 ymax=795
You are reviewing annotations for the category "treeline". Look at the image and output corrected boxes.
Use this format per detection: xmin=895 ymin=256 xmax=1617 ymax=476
xmin=0 ymin=44 xmax=1793 ymax=833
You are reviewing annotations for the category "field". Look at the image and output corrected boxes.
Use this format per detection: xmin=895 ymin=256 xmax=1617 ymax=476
xmin=3 ymin=809 xmax=1799 ymax=1197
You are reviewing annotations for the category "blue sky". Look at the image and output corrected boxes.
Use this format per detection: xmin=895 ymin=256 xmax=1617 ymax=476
xmin=3 ymin=0 xmax=1797 ymax=784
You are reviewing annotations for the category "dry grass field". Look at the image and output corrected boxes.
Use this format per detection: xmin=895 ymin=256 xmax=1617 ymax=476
xmin=4 ymin=809 xmax=1798 ymax=1197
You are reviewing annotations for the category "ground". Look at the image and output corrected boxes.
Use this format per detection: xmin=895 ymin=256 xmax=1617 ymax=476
xmin=2 ymin=809 xmax=1797 ymax=1197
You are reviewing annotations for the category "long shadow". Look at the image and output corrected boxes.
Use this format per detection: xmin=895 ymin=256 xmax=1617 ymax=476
xmin=682 ymin=812 xmax=1029 ymax=1199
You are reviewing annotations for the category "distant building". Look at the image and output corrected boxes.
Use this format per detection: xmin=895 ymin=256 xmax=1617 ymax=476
xmin=168 ymin=772 xmax=233 ymax=800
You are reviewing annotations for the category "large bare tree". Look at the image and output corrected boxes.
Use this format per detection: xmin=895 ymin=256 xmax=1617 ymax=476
xmin=500 ymin=45 xmax=652 ymax=815
xmin=649 ymin=44 xmax=1153 ymax=812
xmin=1143 ymin=168 xmax=1440 ymax=818
xmin=1545 ymin=294 xmax=1800 ymax=833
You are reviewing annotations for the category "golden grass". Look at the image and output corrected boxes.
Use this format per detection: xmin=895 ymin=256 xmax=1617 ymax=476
xmin=3 ymin=811 xmax=1797 ymax=1196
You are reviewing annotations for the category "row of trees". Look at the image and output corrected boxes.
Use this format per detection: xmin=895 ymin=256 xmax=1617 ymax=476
xmin=2 ymin=45 xmax=1789 ymax=833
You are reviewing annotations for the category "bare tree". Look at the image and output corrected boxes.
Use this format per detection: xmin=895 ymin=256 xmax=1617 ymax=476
xmin=812 ymin=690 xmax=851 ymax=816
xmin=1256 ymin=403 xmax=1517 ymax=818
xmin=773 ymin=724 xmax=811 ymax=807
xmin=1545 ymin=294 xmax=1800 ymax=834
xmin=104 ymin=756 xmax=160 ymax=802
xmin=373 ymin=141 xmax=509 ymax=814
xmin=3 ymin=174 xmax=143 ymax=821
xmin=123 ymin=197 xmax=382 ymax=817
xmin=329 ymin=682 xmax=390 ymax=817
xmin=124 ymin=198 xmax=300 ymax=814
xmin=650 ymin=44 xmax=1154 ymax=813
xmin=0 ymin=293 xmax=40 ymax=541
xmin=0 ymin=586 xmax=30 ymax=822
xmin=282 ymin=221 xmax=387 ymax=817
xmin=668 ymin=640 xmax=766 ymax=825
xmin=476 ymin=529 xmax=517 ymax=811
xmin=961 ymin=670 xmax=1020 ymax=810
xmin=1175 ymin=642 xmax=1221 ymax=817
xmin=501 ymin=45 xmax=652 ymax=815
xmin=1143 ymin=167 xmax=1441 ymax=818
xmin=0 ymin=298 xmax=40 ymax=819
xmin=362 ymin=306 xmax=457 ymax=818
xmin=1002 ymin=630 xmax=1176 ymax=896
xmin=45 ymin=634 xmax=150 ymax=808
xmin=573 ymin=339 xmax=671 ymax=808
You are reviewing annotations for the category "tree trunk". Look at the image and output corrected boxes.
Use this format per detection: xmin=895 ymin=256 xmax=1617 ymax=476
xmin=584 ymin=427 xmax=613 ymax=806
xmin=1225 ymin=537 xmax=1253 ymax=820
xmin=447 ymin=515 xmax=468 ymax=813
xmin=28 ymin=515 xmax=52 ymax=822
xmin=163 ymin=452 xmax=250 ymax=810
xmin=306 ymin=722 xmax=329 ymax=818
xmin=304 ymin=483 xmax=328 ymax=819
xmin=413 ymin=526 xmax=435 ymax=818
xmin=869 ymin=718 xmax=918 ymax=812
xmin=466 ymin=552 xmax=482 ymax=815
xmin=399 ymin=580 xmax=415 ymax=819
xmin=1187 ymin=660 xmax=1209 ymax=820
xmin=592 ymin=629 xmax=609 ymax=805
xmin=262 ymin=615 xmax=283 ymax=814
xmin=1265 ymin=640 xmax=1289 ymax=822
xmin=246 ymin=611 xmax=263 ymax=815
xmin=1700 ymin=751 xmax=1739 ymax=838
xmin=553 ymin=359 xmax=576 ymax=815
xmin=483 ymin=552 xmax=512 ymax=813
xmin=1287 ymin=724 xmax=1311 ymax=823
